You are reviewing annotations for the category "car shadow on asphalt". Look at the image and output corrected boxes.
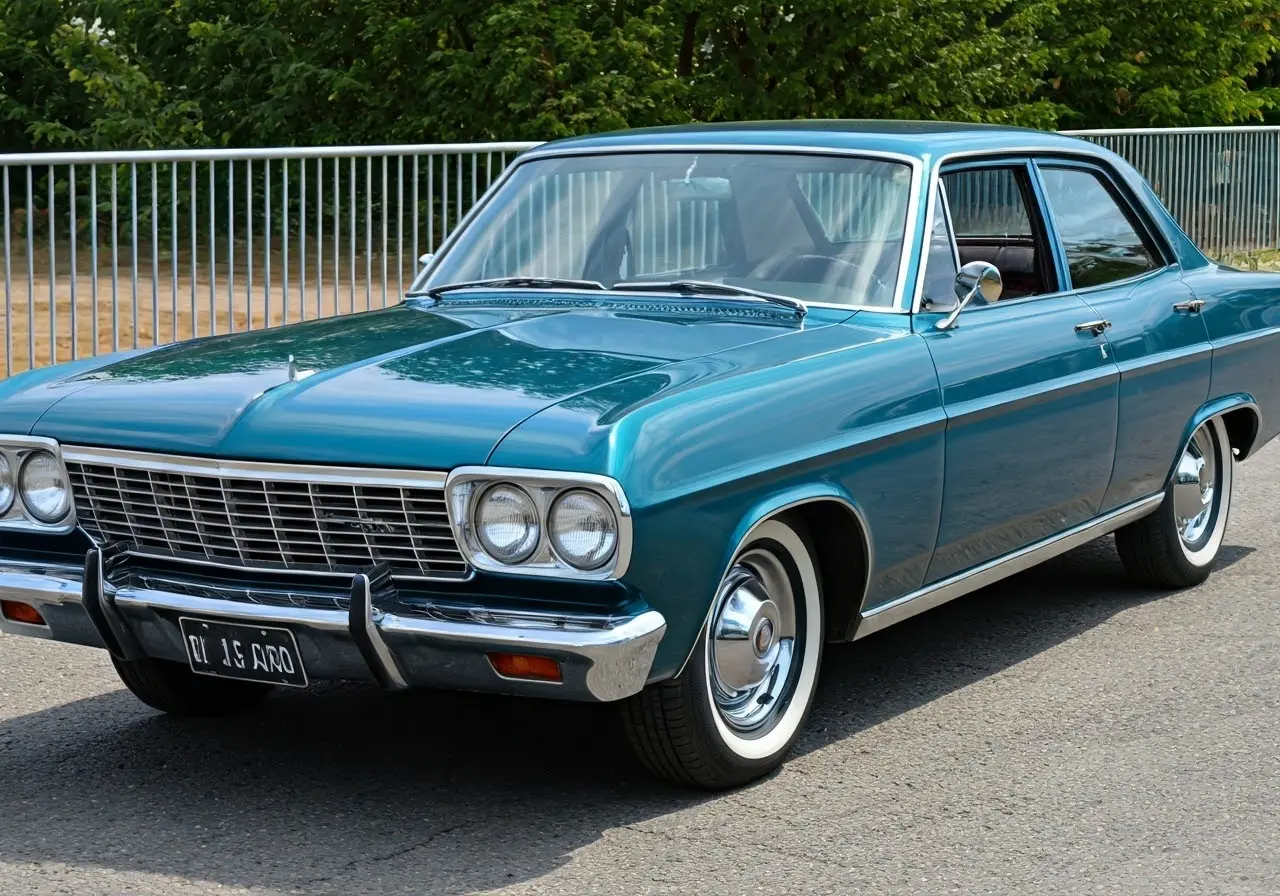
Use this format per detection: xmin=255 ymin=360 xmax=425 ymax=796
xmin=0 ymin=537 xmax=1255 ymax=893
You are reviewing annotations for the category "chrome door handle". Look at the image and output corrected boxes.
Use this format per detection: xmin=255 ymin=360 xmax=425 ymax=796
xmin=1173 ymin=299 xmax=1206 ymax=314
xmin=1074 ymin=319 xmax=1112 ymax=336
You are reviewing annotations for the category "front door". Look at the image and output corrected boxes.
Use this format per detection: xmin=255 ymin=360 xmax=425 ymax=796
xmin=917 ymin=161 xmax=1121 ymax=584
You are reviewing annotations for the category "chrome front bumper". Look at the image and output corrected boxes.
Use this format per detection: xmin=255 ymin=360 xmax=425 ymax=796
xmin=0 ymin=553 xmax=666 ymax=702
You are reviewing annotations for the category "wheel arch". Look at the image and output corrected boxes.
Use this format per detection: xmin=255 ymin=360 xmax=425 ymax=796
xmin=674 ymin=484 xmax=873 ymax=677
xmin=1172 ymin=394 xmax=1262 ymax=479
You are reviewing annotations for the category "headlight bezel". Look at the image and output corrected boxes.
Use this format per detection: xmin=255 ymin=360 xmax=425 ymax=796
xmin=446 ymin=467 xmax=631 ymax=581
xmin=0 ymin=436 xmax=76 ymax=533
xmin=0 ymin=451 xmax=14 ymax=517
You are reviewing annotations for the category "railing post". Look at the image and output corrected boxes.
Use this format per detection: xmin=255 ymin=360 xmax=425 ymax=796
xmin=1273 ymin=130 xmax=1279 ymax=251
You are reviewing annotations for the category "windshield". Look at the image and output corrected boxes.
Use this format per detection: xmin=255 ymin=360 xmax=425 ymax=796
xmin=425 ymin=151 xmax=914 ymax=308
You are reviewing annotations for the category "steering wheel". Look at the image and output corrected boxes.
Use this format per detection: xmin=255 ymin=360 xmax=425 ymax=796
xmin=749 ymin=251 xmax=892 ymax=304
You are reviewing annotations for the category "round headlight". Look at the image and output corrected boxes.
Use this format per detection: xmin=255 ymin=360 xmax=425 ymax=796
xmin=19 ymin=451 xmax=70 ymax=523
xmin=474 ymin=484 xmax=540 ymax=564
xmin=0 ymin=452 xmax=13 ymax=515
xmin=548 ymin=489 xmax=618 ymax=570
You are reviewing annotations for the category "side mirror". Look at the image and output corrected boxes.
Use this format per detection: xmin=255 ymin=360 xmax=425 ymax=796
xmin=418 ymin=253 xmax=435 ymax=270
xmin=935 ymin=261 xmax=1002 ymax=331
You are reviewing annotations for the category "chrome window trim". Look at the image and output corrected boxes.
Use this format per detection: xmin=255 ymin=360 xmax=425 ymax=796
xmin=1061 ymin=264 xmax=1173 ymax=298
xmin=421 ymin=143 xmax=925 ymax=315
xmin=940 ymin=181 xmax=961 ymax=274
xmin=445 ymin=466 xmax=633 ymax=581
xmin=926 ymin=265 xmax=1174 ymax=316
xmin=62 ymin=445 xmax=448 ymax=490
xmin=0 ymin=435 xmax=77 ymax=534
xmin=910 ymin=145 xmax=1169 ymax=313
xmin=919 ymin=181 xmax=962 ymax=309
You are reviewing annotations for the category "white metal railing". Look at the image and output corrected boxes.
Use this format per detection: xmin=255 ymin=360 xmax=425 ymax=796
xmin=1064 ymin=127 xmax=1280 ymax=262
xmin=4 ymin=128 xmax=1280 ymax=376
xmin=0 ymin=142 xmax=540 ymax=376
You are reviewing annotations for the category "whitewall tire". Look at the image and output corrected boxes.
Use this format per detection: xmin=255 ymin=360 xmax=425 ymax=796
xmin=622 ymin=516 xmax=823 ymax=789
xmin=1117 ymin=416 xmax=1234 ymax=588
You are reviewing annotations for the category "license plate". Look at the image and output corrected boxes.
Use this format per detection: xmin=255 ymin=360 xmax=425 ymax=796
xmin=179 ymin=617 xmax=308 ymax=688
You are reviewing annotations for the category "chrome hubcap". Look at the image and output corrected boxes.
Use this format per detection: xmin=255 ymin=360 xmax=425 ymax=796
xmin=709 ymin=549 xmax=798 ymax=733
xmin=1172 ymin=425 xmax=1217 ymax=546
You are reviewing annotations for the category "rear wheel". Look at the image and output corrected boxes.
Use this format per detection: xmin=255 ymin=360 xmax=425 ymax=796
xmin=622 ymin=517 xmax=823 ymax=789
xmin=1116 ymin=416 xmax=1234 ymax=589
xmin=111 ymin=655 xmax=273 ymax=716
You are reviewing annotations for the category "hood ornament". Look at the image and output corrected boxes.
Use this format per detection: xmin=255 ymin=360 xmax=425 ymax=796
xmin=286 ymin=355 xmax=315 ymax=383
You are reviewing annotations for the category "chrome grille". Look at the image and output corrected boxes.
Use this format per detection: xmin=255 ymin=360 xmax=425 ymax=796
xmin=66 ymin=455 xmax=469 ymax=580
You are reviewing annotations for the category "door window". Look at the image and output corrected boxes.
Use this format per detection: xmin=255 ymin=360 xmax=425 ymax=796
xmin=1037 ymin=167 xmax=1161 ymax=289
xmin=940 ymin=166 xmax=1054 ymax=301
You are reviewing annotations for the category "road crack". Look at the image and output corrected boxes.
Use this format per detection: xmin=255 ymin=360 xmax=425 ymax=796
xmin=295 ymin=822 xmax=467 ymax=888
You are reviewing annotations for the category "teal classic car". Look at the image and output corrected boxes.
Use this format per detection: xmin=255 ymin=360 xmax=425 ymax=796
xmin=1 ymin=122 xmax=1277 ymax=789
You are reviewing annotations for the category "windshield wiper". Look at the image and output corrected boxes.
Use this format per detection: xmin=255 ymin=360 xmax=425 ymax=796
xmin=611 ymin=279 xmax=807 ymax=317
xmin=411 ymin=277 xmax=607 ymax=299
xmin=412 ymin=275 xmax=807 ymax=317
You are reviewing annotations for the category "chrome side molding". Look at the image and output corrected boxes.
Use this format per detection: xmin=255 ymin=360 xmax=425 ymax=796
xmin=855 ymin=493 xmax=1165 ymax=639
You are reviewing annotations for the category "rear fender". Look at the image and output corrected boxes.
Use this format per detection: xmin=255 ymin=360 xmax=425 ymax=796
xmin=1168 ymin=394 xmax=1261 ymax=483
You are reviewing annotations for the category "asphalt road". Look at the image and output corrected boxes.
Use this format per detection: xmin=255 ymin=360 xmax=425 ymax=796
xmin=2 ymin=441 xmax=1278 ymax=895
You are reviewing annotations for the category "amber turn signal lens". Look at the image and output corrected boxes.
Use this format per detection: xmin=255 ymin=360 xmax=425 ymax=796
xmin=488 ymin=652 xmax=562 ymax=682
xmin=1 ymin=600 xmax=46 ymax=626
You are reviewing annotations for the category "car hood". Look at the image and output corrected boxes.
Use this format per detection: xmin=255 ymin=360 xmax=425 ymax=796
xmin=26 ymin=297 xmax=824 ymax=468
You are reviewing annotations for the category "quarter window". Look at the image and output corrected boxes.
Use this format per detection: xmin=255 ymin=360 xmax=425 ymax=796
xmin=1037 ymin=167 xmax=1160 ymax=289
xmin=920 ymin=190 xmax=959 ymax=306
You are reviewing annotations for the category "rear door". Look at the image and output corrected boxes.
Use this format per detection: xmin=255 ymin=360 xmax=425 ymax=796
xmin=1033 ymin=160 xmax=1212 ymax=512
xmin=918 ymin=159 xmax=1121 ymax=583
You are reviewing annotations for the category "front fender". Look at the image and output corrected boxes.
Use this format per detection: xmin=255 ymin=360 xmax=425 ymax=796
xmin=661 ymin=482 xmax=873 ymax=676
xmin=722 ymin=482 xmax=865 ymax=571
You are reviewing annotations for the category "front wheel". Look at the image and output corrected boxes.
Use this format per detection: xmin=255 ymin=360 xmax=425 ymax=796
xmin=622 ymin=517 xmax=823 ymax=789
xmin=1116 ymin=416 xmax=1234 ymax=589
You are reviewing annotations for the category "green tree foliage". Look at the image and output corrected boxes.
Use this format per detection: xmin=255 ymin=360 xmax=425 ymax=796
xmin=1 ymin=0 xmax=95 ymax=149
xmin=682 ymin=0 xmax=1061 ymax=126
xmin=3 ymin=0 xmax=1280 ymax=151
xmin=1038 ymin=0 xmax=1280 ymax=126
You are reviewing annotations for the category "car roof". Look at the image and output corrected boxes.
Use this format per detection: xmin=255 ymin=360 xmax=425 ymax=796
xmin=532 ymin=120 xmax=1103 ymax=162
